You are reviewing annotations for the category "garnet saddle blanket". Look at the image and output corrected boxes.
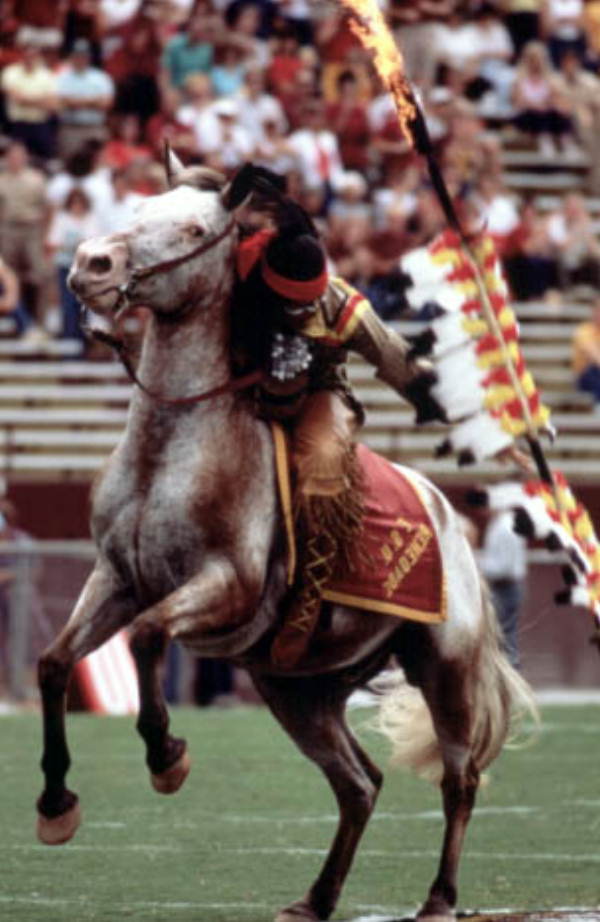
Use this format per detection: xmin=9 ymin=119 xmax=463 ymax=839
xmin=272 ymin=425 xmax=446 ymax=624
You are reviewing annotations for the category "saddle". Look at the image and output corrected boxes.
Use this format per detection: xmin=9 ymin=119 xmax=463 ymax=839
xmin=272 ymin=423 xmax=446 ymax=626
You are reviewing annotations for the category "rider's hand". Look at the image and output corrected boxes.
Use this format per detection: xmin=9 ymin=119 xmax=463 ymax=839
xmin=403 ymin=365 xmax=448 ymax=425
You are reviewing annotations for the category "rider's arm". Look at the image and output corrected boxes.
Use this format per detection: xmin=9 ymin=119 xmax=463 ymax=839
xmin=345 ymin=301 xmax=422 ymax=395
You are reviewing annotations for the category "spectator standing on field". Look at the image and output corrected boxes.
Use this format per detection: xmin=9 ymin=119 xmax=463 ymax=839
xmin=480 ymin=505 xmax=527 ymax=668
xmin=55 ymin=38 xmax=115 ymax=161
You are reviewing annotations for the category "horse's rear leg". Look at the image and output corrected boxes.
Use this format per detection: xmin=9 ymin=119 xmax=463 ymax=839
xmin=129 ymin=624 xmax=190 ymax=793
xmin=253 ymin=674 xmax=382 ymax=922
xmin=37 ymin=565 xmax=135 ymax=845
xmin=418 ymin=663 xmax=480 ymax=922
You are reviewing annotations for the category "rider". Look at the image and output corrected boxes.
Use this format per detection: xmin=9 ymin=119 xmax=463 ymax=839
xmin=233 ymin=188 xmax=442 ymax=668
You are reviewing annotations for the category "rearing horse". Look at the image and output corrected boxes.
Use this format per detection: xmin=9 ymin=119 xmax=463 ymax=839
xmin=36 ymin=155 xmax=535 ymax=922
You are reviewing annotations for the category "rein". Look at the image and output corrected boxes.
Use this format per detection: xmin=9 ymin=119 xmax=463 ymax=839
xmin=125 ymin=216 xmax=237 ymax=290
xmin=89 ymin=327 xmax=264 ymax=407
xmin=84 ymin=215 xmax=263 ymax=406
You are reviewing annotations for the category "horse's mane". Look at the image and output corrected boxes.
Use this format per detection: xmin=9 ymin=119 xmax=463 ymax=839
xmin=172 ymin=167 xmax=226 ymax=192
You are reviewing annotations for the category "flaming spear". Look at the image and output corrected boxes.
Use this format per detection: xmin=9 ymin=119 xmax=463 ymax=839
xmin=339 ymin=0 xmax=552 ymax=477
xmin=337 ymin=0 xmax=600 ymax=638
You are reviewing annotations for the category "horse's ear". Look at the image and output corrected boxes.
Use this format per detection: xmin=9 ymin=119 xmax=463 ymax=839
xmin=220 ymin=163 xmax=256 ymax=212
xmin=163 ymin=141 xmax=185 ymax=188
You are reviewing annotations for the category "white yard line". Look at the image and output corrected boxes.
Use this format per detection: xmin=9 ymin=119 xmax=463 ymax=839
xmin=0 ymin=895 xmax=272 ymax=911
xmin=224 ymin=847 xmax=600 ymax=863
xmin=210 ymin=806 xmax=537 ymax=826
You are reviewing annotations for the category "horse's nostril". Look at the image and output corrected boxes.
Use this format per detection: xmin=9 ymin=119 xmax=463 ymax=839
xmin=88 ymin=255 xmax=112 ymax=275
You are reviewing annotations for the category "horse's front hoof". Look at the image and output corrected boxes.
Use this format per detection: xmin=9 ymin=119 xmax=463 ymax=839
xmin=151 ymin=746 xmax=191 ymax=794
xmin=274 ymin=900 xmax=321 ymax=922
xmin=37 ymin=801 xmax=81 ymax=845
xmin=417 ymin=898 xmax=456 ymax=922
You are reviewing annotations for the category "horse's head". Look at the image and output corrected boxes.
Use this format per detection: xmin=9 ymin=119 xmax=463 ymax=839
xmin=68 ymin=151 xmax=255 ymax=319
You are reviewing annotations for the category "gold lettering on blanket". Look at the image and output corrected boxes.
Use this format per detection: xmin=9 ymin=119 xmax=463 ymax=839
xmin=381 ymin=519 xmax=434 ymax=598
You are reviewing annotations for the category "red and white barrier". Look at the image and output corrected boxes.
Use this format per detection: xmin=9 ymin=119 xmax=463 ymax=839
xmin=74 ymin=630 xmax=139 ymax=715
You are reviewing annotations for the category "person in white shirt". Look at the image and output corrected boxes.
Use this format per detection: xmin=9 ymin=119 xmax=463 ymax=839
xmin=46 ymin=187 xmax=101 ymax=340
xmin=97 ymin=168 xmax=145 ymax=235
xmin=288 ymin=98 xmax=345 ymax=193
xmin=480 ymin=507 xmax=527 ymax=666
xmin=198 ymin=98 xmax=254 ymax=172
xmin=176 ymin=72 xmax=220 ymax=158
xmin=235 ymin=68 xmax=287 ymax=145
xmin=46 ymin=143 xmax=113 ymax=224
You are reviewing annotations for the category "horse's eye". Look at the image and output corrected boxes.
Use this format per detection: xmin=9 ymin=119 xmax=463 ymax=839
xmin=189 ymin=225 xmax=205 ymax=238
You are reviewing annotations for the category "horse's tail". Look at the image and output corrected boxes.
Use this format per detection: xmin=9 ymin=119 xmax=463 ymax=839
xmin=374 ymin=580 xmax=538 ymax=784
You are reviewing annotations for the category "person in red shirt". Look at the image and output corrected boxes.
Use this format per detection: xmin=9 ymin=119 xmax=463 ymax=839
xmin=325 ymin=70 xmax=371 ymax=171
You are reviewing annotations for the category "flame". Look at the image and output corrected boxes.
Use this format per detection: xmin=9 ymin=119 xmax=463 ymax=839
xmin=339 ymin=0 xmax=416 ymax=143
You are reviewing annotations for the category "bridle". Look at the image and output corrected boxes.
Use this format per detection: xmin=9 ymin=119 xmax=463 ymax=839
xmin=84 ymin=214 xmax=264 ymax=406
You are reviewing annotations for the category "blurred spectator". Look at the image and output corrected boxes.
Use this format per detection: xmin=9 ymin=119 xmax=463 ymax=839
xmin=408 ymin=185 xmax=447 ymax=246
xmin=107 ymin=10 xmax=163 ymax=125
xmin=101 ymin=113 xmax=152 ymax=169
xmin=288 ymin=97 xmax=345 ymax=195
xmin=210 ymin=41 xmax=250 ymax=97
xmin=267 ymin=26 xmax=305 ymax=103
xmin=224 ymin=1 xmax=270 ymax=67
xmin=369 ymin=89 xmax=414 ymax=183
xmin=5 ymin=0 xmax=67 ymax=51
xmin=442 ymin=99 xmax=501 ymax=188
xmin=96 ymin=167 xmax=144 ymax=234
xmin=161 ymin=2 xmax=221 ymax=89
xmin=45 ymin=186 xmax=100 ymax=340
xmin=504 ymin=0 xmax=541 ymax=59
xmin=572 ymin=297 xmax=600 ymax=406
xmin=327 ymin=171 xmax=371 ymax=256
xmin=272 ymin=0 xmax=314 ymax=47
xmin=503 ymin=199 xmax=560 ymax=299
xmin=512 ymin=40 xmax=575 ymax=155
xmin=0 ymin=140 xmax=49 ymax=327
xmin=145 ymin=87 xmax=197 ymax=162
xmin=541 ymin=0 xmax=586 ymax=67
xmin=99 ymin=0 xmax=143 ymax=29
xmin=552 ymin=48 xmax=600 ymax=162
xmin=0 ymin=254 xmax=32 ymax=335
xmin=325 ymin=70 xmax=370 ymax=172
xmin=253 ymin=114 xmax=296 ymax=173
xmin=176 ymin=72 xmax=218 ymax=154
xmin=546 ymin=192 xmax=600 ymax=288
xmin=361 ymin=230 xmax=410 ymax=320
xmin=1 ymin=34 xmax=57 ymax=159
xmin=55 ymin=38 xmax=115 ymax=160
xmin=199 ymin=97 xmax=253 ymax=172
xmin=390 ymin=0 xmax=453 ymax=91
xmin=46 ymin=140 xmax=112 ymax=220
xmin=468 ymin=4 xmax=515 ymax=111
xmin=235 ymin=67 xmax=287 ymax=145
xmin=0 ymin=497 xmax=41 ymax=701
xmin=476 ymin=174 xmax=521 ymax=256
xmin=61 ymin=0 xmax=104 ymax=67
xmin=372 ymin=162 xmax=420 ymax=231
xmin=480 ymin=505 xmax=527 ymax=667
xmin=583 ymin=0 xmax=600 ymax=65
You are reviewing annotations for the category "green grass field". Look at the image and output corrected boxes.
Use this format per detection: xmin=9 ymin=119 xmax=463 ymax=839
xmin=1 ymin=704 xmax=599 ymax=922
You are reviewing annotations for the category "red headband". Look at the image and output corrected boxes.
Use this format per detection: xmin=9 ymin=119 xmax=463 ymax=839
xmin=236 ymin=228 xmax=276 ymax=281
xmin=261 ymin=259 xmax=328 ymax=303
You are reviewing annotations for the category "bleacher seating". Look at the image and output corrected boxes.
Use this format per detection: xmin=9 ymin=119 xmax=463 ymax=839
xmin=0 ymin=300 xmax=596 ymax=484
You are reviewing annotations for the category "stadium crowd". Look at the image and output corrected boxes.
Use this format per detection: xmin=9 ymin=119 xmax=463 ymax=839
xmin=0 ymin=0 xmax=600 ymax=388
